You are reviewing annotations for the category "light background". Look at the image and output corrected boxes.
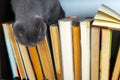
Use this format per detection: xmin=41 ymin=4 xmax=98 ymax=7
xmin=59 ymin=0 xmax=120 ymax=20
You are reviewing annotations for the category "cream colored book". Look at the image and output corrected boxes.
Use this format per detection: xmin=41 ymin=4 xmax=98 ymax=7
xmin=80 ymin=17 xmax=93 ymax=80
xmin=18 ymin=43 xmax=36 ymax=80
xmin=50 ymin=24 xmax=63 ymax=80
xmin=58 ymin=18 xmax=74 ymax=80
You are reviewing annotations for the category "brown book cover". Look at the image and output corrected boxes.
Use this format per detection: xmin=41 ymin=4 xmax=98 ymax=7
xmin=100 ymin=29 xmax=112 ymax=80
xmin=91 ymin=26 xmax=100 ymax=80
xmin=28 ymin=46 xmax=44 ymax=80
xmin=37 ymin=36 xmax=55 ymax=80
xmin=72 ymin=22 xmax=81 ymax=80
xmin=50 ymin=24 xmax=63 ymax=80
xmin=8 ymin=24 xmax=26 ymax=79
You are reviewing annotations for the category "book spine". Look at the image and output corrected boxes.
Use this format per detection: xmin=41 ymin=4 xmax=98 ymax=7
xmin=28 ymin=46 xmax=44 ymax=80
xmin=59 ymin=20 xmax=74 ymax=80
xmin=18 ymin=43 xmax=36 ymax=80
xmin=100 ymin=29 xmax=112 ymax=80
xmin=50 ymin=25 xmax=63 ymax=80
xmin=37 ymin=36 xmax=55 ymax=80
xmin=8 ymin=24 xmax=27 ymax=79
xmin=80 ymin=21 xmax=91 ymax=80
xmin=72 ymin=25 xmax=81 ymax=80
xmin=91 ymin=27 xmax=100 ymax=80
xmin=2 ymin=24 xmax=19 ymax=78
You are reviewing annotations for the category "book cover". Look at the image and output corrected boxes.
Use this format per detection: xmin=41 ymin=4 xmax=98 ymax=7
xmin=8 ymin=24 xmax=26 ymax=79
xmin=100 ymin=29 xmax=112 ymax=80
xmin=37 ymin=36 xmax=55 ymax=80
xmin=2 ymin=23 xmax=19 ymax=78
xmin=58 ymin=18 xmax=74 ymax=80
xmin=28 ymin=46 xmax=44 ymax=80
xmin=72 ymin=22 xmax=81 ymax=80
xmin=80 ymin=17 xmax=93 ymax=80
xmin=91 ymin=26 xmax=100 ymax=80
xmin=17 ymin=43 xmax=36 ymax=80
xmin=50 ymin=24 xmax=63 ymax=80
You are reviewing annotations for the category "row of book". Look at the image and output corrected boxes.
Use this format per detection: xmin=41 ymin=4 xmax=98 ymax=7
xmin=1 ymin=4 xmax=120 ymax=80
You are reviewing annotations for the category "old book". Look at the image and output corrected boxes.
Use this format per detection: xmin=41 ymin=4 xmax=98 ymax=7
xmin=18 ymin=43 xmax=36 ymax=80
xmin=28 ymin=46 xmax=44 ymax=80
xmin=72 ymin=22 xmax=81 ymax=80
xmin=8 ymin=24 xmax=26 ymax=79
xmin=100 ymin=29 xmax=112 ymax=80
xmin=112 ymin=47 xmax=120 ymax=80
xmin=80 ymin=17 xmax=93 ymax=80
xmin=37 ymin=36 xmax=55 ymax=80
xmin=50 ymin=24 xmax=63 ymax=80
xmin=2 ymin=23 xmax=19 ymax=79
xmin=90 ymin=26 xmax=100 ymax=80
xmin=58 ymin=18 xmax=74 ymax=80
xmin=92 ymin=4 xmax=120 ymax=30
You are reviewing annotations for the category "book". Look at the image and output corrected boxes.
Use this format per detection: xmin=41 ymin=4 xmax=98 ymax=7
xmin=72 ymin=22 xmax=81 ymax=80
xmin=28 ymin=46 xmax=44 ymax=80
xmin=18 ymin=43 xmax=36 ymax=80
xmin=37 ymin=36 xmax=55 ymax=80
xmin=50 ymin=24 xmax=63 ymax=80
xmin=90 ymin=26 xmax=100 ymax=80
xmin=80 ymin=17 xmax=93 ymax=80
xmin=92 ymin=4 xmax=120 ymax=30
xmin=58 ymin=18 xmax=74 ymax=80
xmin=8 ymin=24 xmax=26 ymax=79
xmin=100 ymin=29 xmax=112 ymax=80
xmin=112 ymin=46 xmax=120 ymax=80
xmin=2 ymin=23 xmax=19 ymax=79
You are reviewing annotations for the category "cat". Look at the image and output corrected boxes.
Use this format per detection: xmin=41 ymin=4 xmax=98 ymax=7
xmin=11 ymin=0 xmax=65 ymax=46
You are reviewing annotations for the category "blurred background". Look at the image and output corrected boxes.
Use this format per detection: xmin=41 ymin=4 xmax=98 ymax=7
xmin=60 ymin=0 xmax=120 ymax=20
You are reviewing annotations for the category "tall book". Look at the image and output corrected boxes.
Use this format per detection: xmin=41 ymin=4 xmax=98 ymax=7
xmin=18 ymin=43 xmax=36 ymax=80
xmin=58 ymin=18 xmax=74 ymax=80
xmin=80 ymin=17 xmax=93 ymax=80
xmin=72 ymin=22 xmax=81 ymax=80
xmin=50 ymin=24 xmax=63 ymax=80
xmin=112 ymin=47 xmax=120 ymax=80
xmin=8 ymin=24 xmax=26 ymax=79
xmin=37 ymin=36 xmax=55 ymax=80
xmin=2 ymin=23 xmax=19 ymax=79
xmin=100 ymin=29 xmax=112 ymax=80
xmin=90 ymin=26 xmax=100 ymax=80
xmin=28 ymin=46 xmax=44 ymax=80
